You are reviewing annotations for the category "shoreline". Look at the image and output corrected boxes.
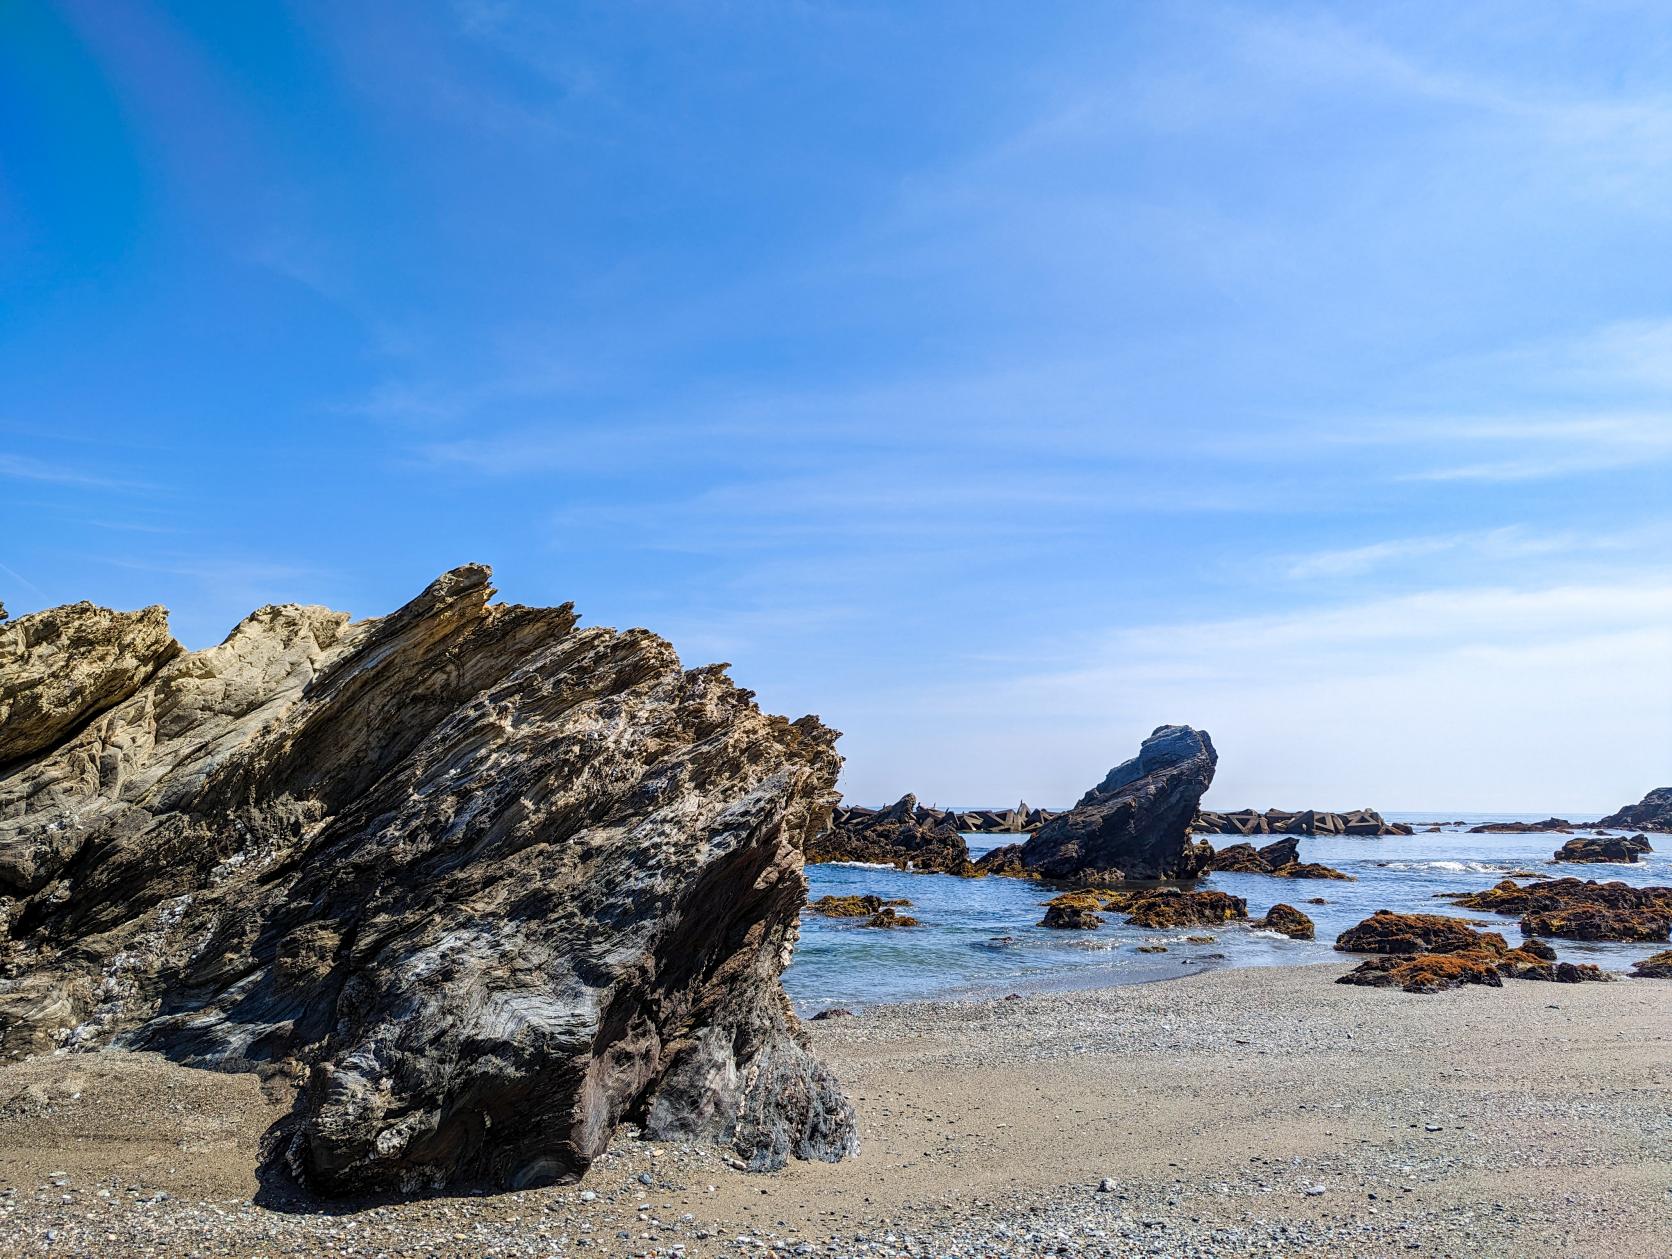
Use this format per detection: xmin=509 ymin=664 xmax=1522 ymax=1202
xmin=3 ymin=962 xmax=1669 ymax=1256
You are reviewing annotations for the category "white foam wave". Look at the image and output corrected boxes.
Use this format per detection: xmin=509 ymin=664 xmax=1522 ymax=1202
xmin=1380 ymin=860 xmax=1503 ymax=873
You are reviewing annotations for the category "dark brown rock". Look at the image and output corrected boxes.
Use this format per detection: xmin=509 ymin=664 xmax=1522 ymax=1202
xmin=1597 ymin=787 xmax=1672 ymax=833
xmin=0 ymin=567 xmax=857 ymax=1196
xmin=1253 ymin=903 xmax=1314 ymax=940
xmin=1123 ymin=889 xmax=1247 ymax=929
xmin=1334 ymin=911 xmax=1488 ymax=955
xmin=1019 ymin=725 xmax=1217 ymax=881
xmin=861 ymin=907 xmax=920 ymax=928
xmin=1449 ymin=877 xmax=1672 ymax=941
xmin=1553 ymin=834 xmax=1652 ymax=864
xmin=1467 ymin=818 xmax=1573 ymax=834
xmin=1629 ymin=950 xmax=1672 ymax=978
xmin=807 ymin=794 xmax=972 ymax=873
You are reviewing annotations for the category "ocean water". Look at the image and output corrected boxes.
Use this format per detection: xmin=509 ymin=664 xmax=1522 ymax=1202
xmin=782 ymin=814 xmax=1671 ymax=1014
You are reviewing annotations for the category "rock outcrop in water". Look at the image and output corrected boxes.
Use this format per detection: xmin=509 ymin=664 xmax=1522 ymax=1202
xmin=1204 ymin=836 xmax=1354 ymax=881
xmin=806 ymin=794 xmax=972 ymax=874
xmin=1597 ymin=787 xmax=1672 ymax=833
xmin=1194 ymin=808 xmax=1412 ymax=837
xmin=0 ymin=567 xmax=857 ymax=1196
xmin=1334 ymin=912 xmax=1611 ymax=992
xmin=1446 ymin=877 xmax=1672 ymax=943
xmin=1016 ymin=725 xmax=1217 ymax=882
xmin=1553 ymin=834 xmax=1652 ymax=864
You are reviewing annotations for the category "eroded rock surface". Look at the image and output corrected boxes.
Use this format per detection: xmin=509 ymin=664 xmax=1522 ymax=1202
xmin=1553 ymin=834 xmax=1652 ymax=864
xmin=0 ymin=567 xmax=856 ymax=1196
xmin=1253 ymin=903 xmax=1314 ymax=940
xmin=0 ymin=601 xmax=179 ymax=779
xmin=1018 ymin=725 xmax=1217 ymax=881
xmin=1447 ymin=877 xmax=1672 ymax=943
xmin=1334 ymin=912 xmax=1612 ymax=993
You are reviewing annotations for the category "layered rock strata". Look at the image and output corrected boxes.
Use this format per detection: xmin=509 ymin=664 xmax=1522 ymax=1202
xmin=0 ymin=567 xmax=857 ymax=1196
xmin=1017 ymin=725 xmax=1218 ymax=882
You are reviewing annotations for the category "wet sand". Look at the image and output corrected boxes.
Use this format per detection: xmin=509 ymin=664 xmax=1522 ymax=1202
xmin=1 ymin=963 xmax=1668 ymax=1257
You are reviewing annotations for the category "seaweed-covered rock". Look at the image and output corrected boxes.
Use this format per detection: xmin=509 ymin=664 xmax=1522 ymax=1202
xmin=1334 ymin=911 xmax=1489 ymax=955
xmin=806 ymin=794 xmax=972 ymax=873
xmin=1521 ymin=905 xmax=1669 ymax=943
xmin=861 ymin=907 xmax=920 ymax=928
xmin=0 ymin=567 xmax=856 ymax=1196
xmin=1553 ymin=834 xmax=1652 ymax=864
xmin=1629 ymin=950 xmax=1672 ymax=979
xmin=1204 ymin=836 xmax=1352 ymax=880
xmin=1253 ymin=903 xmax=1315 ymax=940
xmin=1449 ymin=877 xmax=1672 ymax=941
xmin=1040 ymin=902 xmax=1104 ymax=930
xmin=1019 ymin=725 xmax=1217 ymax=881
xmin=808 ymin=895 xmax=910 ymax=918
xmin=1123 ymin=889 xmax=1247 ymax=929
xmin=972 ymin=842 xmax=1033 ymax=878
xmin=1338 ymin=952 xmax=1505 ymax=993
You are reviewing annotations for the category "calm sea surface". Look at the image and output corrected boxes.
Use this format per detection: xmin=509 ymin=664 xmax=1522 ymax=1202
xmin=782 ymin=814 xmax=1670 ymax=1014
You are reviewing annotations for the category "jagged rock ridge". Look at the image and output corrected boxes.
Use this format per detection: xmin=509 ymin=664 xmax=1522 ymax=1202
xmin=1598 ymin=787 xmax=1672 ymax=833
xmin=0 ymin=566 xmax=856 ymax=1196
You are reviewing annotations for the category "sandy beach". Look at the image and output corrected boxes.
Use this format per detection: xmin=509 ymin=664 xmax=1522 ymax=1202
xmin=1 ymin=962 xmax=1667 ymax=1258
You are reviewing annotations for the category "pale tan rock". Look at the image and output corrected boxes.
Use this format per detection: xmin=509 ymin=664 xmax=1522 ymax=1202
xmin=0 ymin=601 xmax=179 ymax=767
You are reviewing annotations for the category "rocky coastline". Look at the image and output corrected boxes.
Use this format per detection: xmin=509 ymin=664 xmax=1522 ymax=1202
xmin=0 ymin=568 xmax=857 ymax=1196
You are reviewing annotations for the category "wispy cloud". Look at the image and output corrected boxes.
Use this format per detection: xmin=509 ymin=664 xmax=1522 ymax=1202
xmin=0 ymin=452 xmax=155 ymax=492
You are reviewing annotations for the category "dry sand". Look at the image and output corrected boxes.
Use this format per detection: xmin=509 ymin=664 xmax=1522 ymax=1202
xmin=0 ymin=962 xmax=1667 ymax=1257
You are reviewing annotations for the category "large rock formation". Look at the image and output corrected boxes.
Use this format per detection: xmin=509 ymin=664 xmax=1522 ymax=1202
xmin=805 ymin=794 xmax=972 ymax=874
xmin=1597 ymin=788 xmax=1672 ymax=833
xmin=0 ymin=567 xmax=856 ymax=1196
xmin=1016 ymin=725 xmax=1217 ymax=882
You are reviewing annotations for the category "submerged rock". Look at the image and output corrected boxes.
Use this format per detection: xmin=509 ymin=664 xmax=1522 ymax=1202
xmin=1553 ymin=834 xmax=1652 ymax=864
xmin=861 ymin=907 xmax=920 ymax=928
xmin=808 ymin=894 xmax=911 ymax=918
xmin=0 ymin=567 xmax=857 ymax=1196
xmin=1467 ymin=818 xmax=1573 ymax=834
xmin=806 ymin=794 xmax=972 ymax=874
xmin=1018 ymin=725 xmax=1217 ymax=881
xmin=1597 ymin=787 xmax=1672 ymax=833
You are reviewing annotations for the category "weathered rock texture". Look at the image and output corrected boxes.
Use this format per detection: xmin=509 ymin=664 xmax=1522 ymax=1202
xmin=1446 ymin=877 xmax=1672 ymax=943
xmin=805 ymin=794 xmax=973 ymax=874
xmin=1204 ymin=836 xmax=1354 ymax=881
xmin=1553 ymin=834 xmax=1652 ymax=864
xmin=1334 ymin=912 xmax=1611 ymax=993
xmin=1194 ymin=808 xmax=1412 ymax=837
xmin=0 ymin=567 xmax=857 ymax=1196
xmin=1018 ymin=725 xmax=1217 ymax=882
xmin=1597 ymin=787 xmax=1672 ymax=833
xmin=0 ymin=602 xmax=180 ymax=781
xmin=1253 ymin=903 xmax=1315 ymax=940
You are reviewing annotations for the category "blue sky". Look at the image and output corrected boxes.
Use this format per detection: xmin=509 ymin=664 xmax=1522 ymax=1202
xmin=4 ymin=1 xmax=1670 ymax=812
